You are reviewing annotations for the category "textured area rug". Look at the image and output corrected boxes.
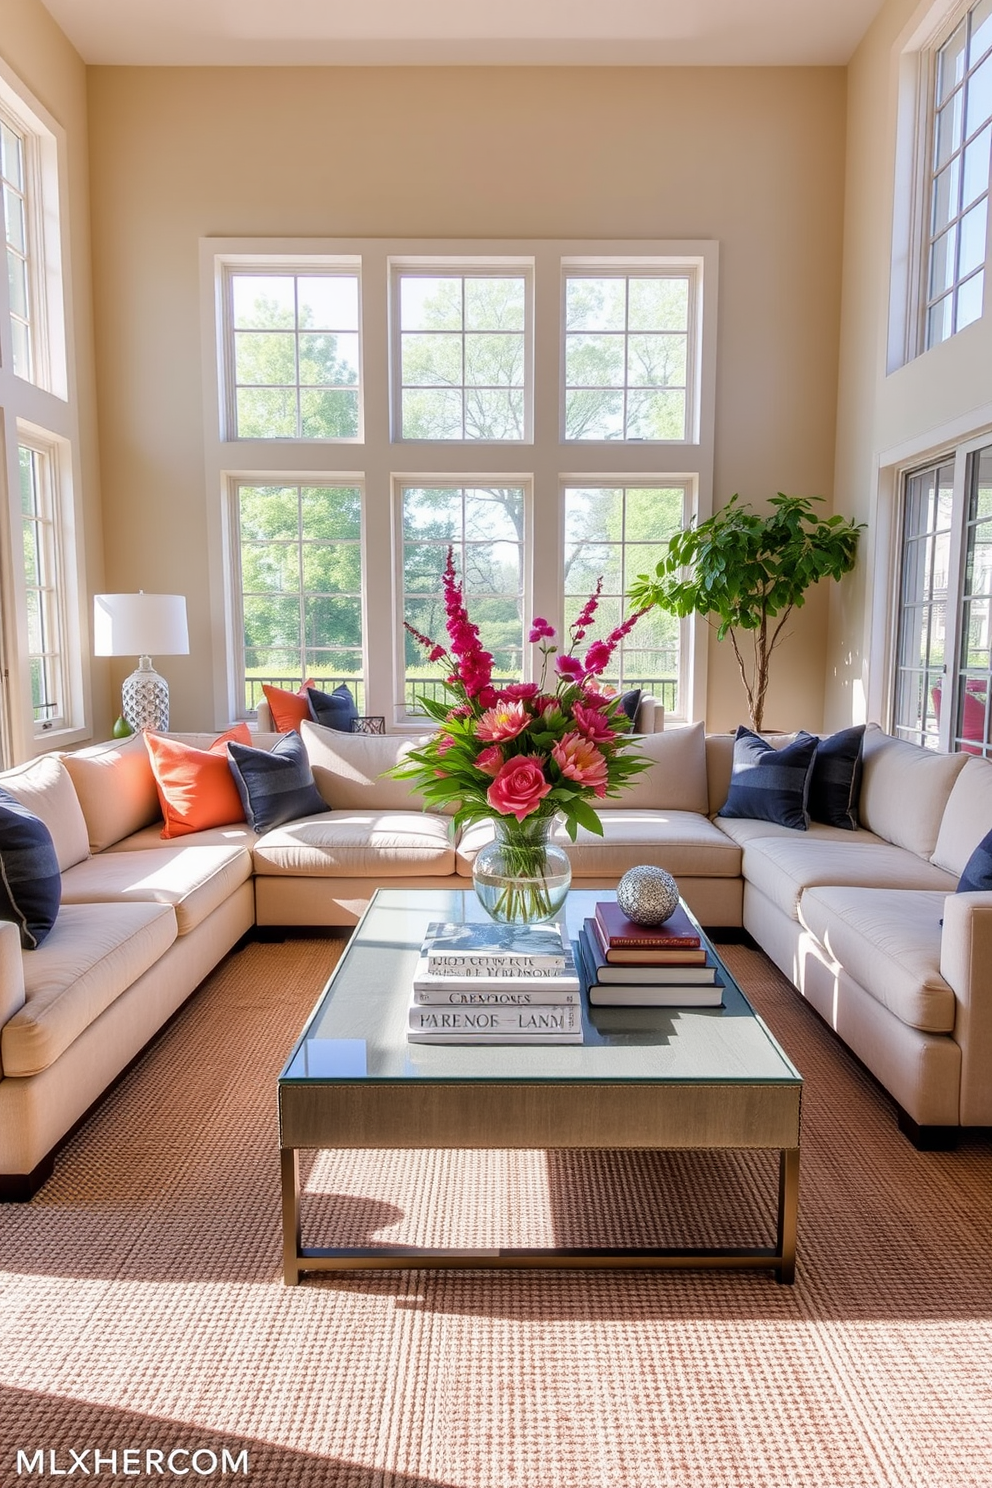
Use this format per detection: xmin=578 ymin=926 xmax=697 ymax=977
xmin=1 ymin=933 xmax=991 ymax=1488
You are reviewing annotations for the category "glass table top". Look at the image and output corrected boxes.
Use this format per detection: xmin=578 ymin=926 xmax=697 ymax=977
xmin=279 ymin=888 xmax=803 ymax=1088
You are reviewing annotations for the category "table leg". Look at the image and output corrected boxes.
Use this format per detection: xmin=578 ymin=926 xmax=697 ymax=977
xmin=281 ymin=1147 xmax=301 ymax=1285
xmin=776 ymin=1147 xmax=800 ymax=1283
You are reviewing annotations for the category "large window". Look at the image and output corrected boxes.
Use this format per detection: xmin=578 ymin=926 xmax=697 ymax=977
xmin=0 ymin=67 xmax=81 ymax=762
xmin=563 ymin=274 xmax=692 ymax=441
xmin=563 ymin=485 xmax=687 ymax=712
xmin=893 ymin=441 xmax=992 ymax=753
xmin=204 ymin=239 xmax=717 ymax=728
xmin=924 ymin=0 xmax=992 ymax=349
xmin=19 ymin=439 xmax=67 ymax=732
xmin=400 ymin=484 xmax=526 ymax=709
xmin=395 ymin=270 xmax=529 ymax=441
xmin=224 ymin=267 xmax=361 ymax=440
xmin=233 ymin=482 xmax=364 ymax=713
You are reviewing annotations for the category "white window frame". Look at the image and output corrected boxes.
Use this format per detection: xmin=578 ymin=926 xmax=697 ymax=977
xmin=17 ymin=431 xmax=71 ymax=735
xmin=201 ymin=238 xmax=717 ymax=733
xmin=390 ymin=258 xmax=534 ymax=444
xmin=227 ymin=474 xmax=368 ymax=717
xmin=889 ymin=0 xmax=991 ymax=369
xmin=873 ymin=419 xmax=992 ymax=747
xmin=560 ymin=261 xmax=702 ymax=445
xmin=0 ymin=61 xmax=85 ymax=762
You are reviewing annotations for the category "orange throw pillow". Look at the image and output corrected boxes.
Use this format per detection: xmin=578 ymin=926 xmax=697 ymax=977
xmin=144 ymin=725 xmax=252 ymax=839
xmin=262 ymin=680 xmax=316 ymax=734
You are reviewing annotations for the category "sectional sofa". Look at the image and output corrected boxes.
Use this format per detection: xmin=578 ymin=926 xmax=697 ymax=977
xmin=1 ymin=718 xmax=989 ymax=1197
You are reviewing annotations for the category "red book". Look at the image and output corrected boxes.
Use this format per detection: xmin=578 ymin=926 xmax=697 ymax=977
xmin=594 ymin=900 xmax=701 ymax=949
xmin=589 ymin=914 xmax=708 ymax=965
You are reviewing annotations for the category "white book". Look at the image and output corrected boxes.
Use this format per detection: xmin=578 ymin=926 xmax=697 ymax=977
xmin=413 ymin=985 xmax=581 ymax=1006
xmin=422 ymin=920 xmax=566 ymax=970
xmin=412 ymin=946 xmax=580 ymax=995
xmin=407 ymin=1030 xmax=583 ymax=1045
xmin=408 ymin=1002 xmax=582 ymax=1036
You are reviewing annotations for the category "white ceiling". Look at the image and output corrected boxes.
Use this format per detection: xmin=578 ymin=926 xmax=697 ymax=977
xmin=39 ymin=0 xmax=888 ymax=68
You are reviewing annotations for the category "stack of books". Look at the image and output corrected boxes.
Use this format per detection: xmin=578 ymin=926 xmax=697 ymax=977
xmin=407 ymin=921 xmax=584 ymax=1044
xmin=576 ymin=900 xmax=725 ymax=1007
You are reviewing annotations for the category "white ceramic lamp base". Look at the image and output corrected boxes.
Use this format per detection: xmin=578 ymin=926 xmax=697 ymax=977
xmin=122 ymin=656 xmax=170 ymax=731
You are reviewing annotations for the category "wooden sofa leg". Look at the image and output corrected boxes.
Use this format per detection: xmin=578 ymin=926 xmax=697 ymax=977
xmin=897 ymin=1108 xmax=959 ymax=1151
xmin=0 ymin=1152 xmax=56 ymax=1201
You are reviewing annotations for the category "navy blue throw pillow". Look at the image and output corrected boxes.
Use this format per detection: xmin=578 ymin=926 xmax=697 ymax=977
xmin=717 ymin=726 xmax=819 ymax=831
xmin=956 ymin=829 xmax=992 ymax=892
xmin=808 ymin=724 xmax=866 ymax=831
xmin=227 ymin=731 xmax=329 ymax=834
xmin=0 ymin=785 xmax=61 ymax=948
xmin=618 ymin=688 xmax=642 ymax=723
xmin=305 ymin=683 xmax=358 ymax=732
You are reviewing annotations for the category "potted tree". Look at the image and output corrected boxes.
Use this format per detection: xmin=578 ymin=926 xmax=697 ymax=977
xmin=628 ymin=493 xmax=864 ymax=734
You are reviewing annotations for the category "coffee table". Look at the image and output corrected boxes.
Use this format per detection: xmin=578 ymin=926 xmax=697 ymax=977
xmin=278 ymin=888 xmax=802 ymax=1283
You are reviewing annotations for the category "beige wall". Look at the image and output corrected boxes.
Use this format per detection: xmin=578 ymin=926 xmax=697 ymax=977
xmin=88 ymin=64 xmax=846 ymax=733
xmin=828 ymin=0 xmax=992 ymax=730
xmin=0 ymin=0 xmax=110 ymax=741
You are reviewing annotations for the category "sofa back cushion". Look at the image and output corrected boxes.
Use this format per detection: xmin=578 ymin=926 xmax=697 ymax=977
xmin=301 ymin=720 xmax=437 ymax=810
xmin=62 ymin=732 xmax=161 ymax=852
xmin=605 ymin=722 xmax=708 ymax=812
xmin=932 ymin=754 xmax=992 ymax=875
xmin=0 ymin=754 xmax=90 ymax=871
xmin=859 ymin=722 xmax=968 ymax=858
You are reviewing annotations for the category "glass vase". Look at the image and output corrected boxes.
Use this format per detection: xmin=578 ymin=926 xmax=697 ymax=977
xmin=472 ymin=814 xmax=572 ymax=924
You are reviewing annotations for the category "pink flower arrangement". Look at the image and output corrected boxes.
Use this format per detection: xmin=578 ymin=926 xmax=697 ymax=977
xmin=389 ymin=548 xmax=650 ymax=843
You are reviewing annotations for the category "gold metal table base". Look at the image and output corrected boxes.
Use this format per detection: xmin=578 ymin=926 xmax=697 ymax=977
xmin=281 ymin=1146 xmax=799 ymax=1285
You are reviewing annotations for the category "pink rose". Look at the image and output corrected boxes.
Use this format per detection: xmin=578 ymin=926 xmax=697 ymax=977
xmin=486 ymin=756 xmax=552 ymax=821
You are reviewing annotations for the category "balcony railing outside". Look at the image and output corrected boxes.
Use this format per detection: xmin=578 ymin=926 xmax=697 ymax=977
xmin=246 ymin=674 xmax=678 ymax=721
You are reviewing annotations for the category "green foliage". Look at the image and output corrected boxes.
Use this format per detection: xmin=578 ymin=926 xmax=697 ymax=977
xmin=628 ymin=493 xmax=865 ymax=731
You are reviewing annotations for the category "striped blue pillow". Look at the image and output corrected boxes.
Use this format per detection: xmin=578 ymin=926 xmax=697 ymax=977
xmin=717 ymin=726 xmax=819 ymax=831
xmin=0 ymin=786 xmax=61 ymax=949
xmin=226 ymin=731 xmax=329 ymax=834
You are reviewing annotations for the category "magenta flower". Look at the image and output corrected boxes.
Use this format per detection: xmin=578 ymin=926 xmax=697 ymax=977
xmin=555 ymin=654 xmax=586 ymax=682
xmin=500 ymin=682 xmax=540 ymax=702
xmin=529 ymin=617 xmax=556 ymax=642
xmin=552 ymin=733 xmax=609 ymax=797
xmin=582 ymin=640 xmax=613 ymax=676
xmin=441 ymin=547 xmax=494 ymax=699
xmin=486 ymin=756 xmax=553 ymax=820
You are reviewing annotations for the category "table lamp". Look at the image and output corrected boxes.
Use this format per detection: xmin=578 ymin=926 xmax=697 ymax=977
xmin=93 ymin=592 xmax=189 ymax=731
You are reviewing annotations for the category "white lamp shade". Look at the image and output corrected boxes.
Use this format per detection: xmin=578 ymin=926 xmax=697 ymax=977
xmin=93 ymin=593 xmax=189 ymax=658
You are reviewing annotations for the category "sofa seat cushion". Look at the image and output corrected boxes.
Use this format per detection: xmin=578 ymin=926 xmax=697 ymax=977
xmin=59 ymin=845 xmax=252 ymax=935
xmin=455 ymin=810 xmax=742 ymax=879
xmin=714 ymin=817 xmax=887 ymax=848
xmin=798 ymin=887 xmax=954 ymax=1034
xmin=252 ymin=810 xmax=455 ymax=877
xmin=103 ymin=822 xmax=259 ymax=852
xmin=1 ymin=901 xmax=178 ymax=1077
xmin=742 ymin=836 xmax=957 ymax=922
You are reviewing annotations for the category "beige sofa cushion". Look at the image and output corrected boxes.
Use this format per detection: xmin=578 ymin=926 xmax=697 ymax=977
xmin=60 ymin=845 xmax=253 ymax=935
xmin=455 ymin=809 xmax=741 ymax=879
xmin=1 ymin=901 xmax=178 ymax=1077
xmin=859 ymin=723 xmax=967 ymax=858
xmin=62 ymin=733 xmax=161 ymax=852
xmin=301 ymin=721 xmax=437 ymax=811
xmin=0 ymin=754 xmax=90 ymax=872
xmin=798 ymin=887 xmax=954 ymax=1034
xmin=103 ymin=821 xmax=259 ymax=852
xmin=253 ymin=809 xmax=455 ymax=877
xmin=714 ymin=817 xmax=886 ymax=848
xmin=606 ymin=723 xmax=709 ymax=812
xmin=931 ymin=755 xmax=992 ymax=876
xmin=742 ymin=835 xmax=957 ymax=921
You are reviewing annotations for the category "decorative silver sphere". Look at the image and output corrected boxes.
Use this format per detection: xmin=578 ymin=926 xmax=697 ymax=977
xmin=616 ymin=865 xmax=680 ymax=925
